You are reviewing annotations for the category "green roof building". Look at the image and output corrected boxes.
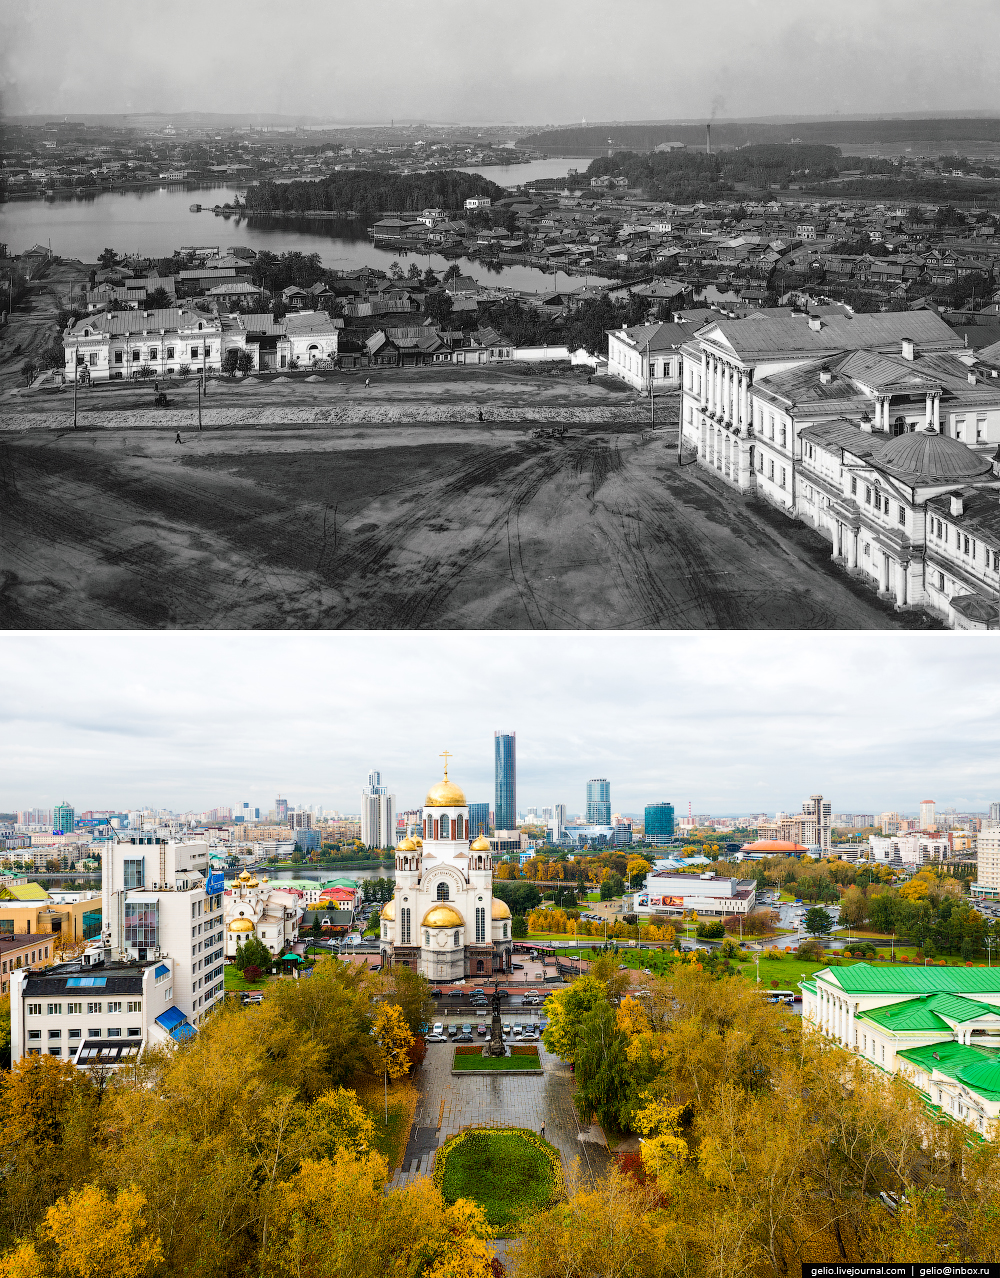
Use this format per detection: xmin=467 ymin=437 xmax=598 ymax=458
xmin=804 ymin=963 xmax=1000 ymax=1138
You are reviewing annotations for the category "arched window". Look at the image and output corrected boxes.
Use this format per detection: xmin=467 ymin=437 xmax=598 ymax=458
xmin=454 ymin=931 xmax=460 ymax=946
xmin=476 ymin=959 xmax=484 ymax=973
xmin=456 ymin=815 xmax=464 ymax=840
xmin=503 ymin=923 xmax=508 ymax=938
xmin=440 ymin=815 xmax=450 ymax=839
xmin=424 ymin=930 xmax=430 ymax=946
xmin=436 ymin=881 xmax=450 ymax=901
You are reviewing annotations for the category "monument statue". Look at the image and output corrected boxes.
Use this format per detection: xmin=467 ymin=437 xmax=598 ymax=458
xmin=485 ymin=978 xmax=507 ymax=1057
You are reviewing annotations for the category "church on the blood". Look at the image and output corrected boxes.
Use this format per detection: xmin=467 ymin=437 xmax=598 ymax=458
xmin=379 ymin=759 xmax=513 ymax=981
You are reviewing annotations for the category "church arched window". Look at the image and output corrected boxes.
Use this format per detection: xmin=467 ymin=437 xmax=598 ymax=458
xmin=454 ymin=930 xmax=460 ymax=946
xmin=456 ymin=815 xmax=464 ymax=840
xmin=503 ymin=923 xmax=508 ymax=938
xmin=424 ymin=930 xmax=430 ymax=947
xmin=440 ymin=815 xmax=450 ymax=839
xmin=436 ymin=881 xmax=450 ymax=901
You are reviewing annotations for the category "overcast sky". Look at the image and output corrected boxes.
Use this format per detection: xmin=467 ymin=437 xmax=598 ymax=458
xmin=4 ymin=0 xmax=1000 ymax=123
xmin=2 ymin=633 xmax=999 ymax=818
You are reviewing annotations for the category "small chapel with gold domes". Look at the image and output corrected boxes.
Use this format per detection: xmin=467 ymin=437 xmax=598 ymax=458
xmin=379 ymin=755 xmax=512 ymax=981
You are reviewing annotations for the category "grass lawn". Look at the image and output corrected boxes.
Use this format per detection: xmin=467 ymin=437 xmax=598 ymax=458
xmin=355 ymin=1078 xmax=419 ymax=1172
xmin=452 ymin=1049 xmax=541 ymax=1071
xmin=224 ymin=965 xmax=269 ymax=992
xmin=436 ymin=1129 xmax=559 ymax=1231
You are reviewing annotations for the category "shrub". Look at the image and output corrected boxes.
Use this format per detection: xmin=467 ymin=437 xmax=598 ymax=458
xmin=242 ymin=965 xmax=263 ymax=981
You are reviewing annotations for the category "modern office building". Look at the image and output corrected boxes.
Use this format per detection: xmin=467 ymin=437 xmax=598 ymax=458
xmin=361 ymin=770 xmax=395 ymax=849
xmin=553 ymin=803 xmax=567 ymax=827
xmin=586 ymin=779 xmax=611 ymax=825
xmin=990 ymin=802 xmax=1000 ymax=824
xmin=802 ymin=795 xmax=832 ymax=853
xmin=53 ymin=802 xmax=74 ymax=835
xmin=972 ymin=827 xmax=1000 ymax=900
xmin=275 ymin=797 xmax=289 ymax=823
xmin=468 ymin=803 xmax=491 ymax=841
xmin=920 ymin=799 xmax=937 ymax=831
xmin=494 ymin=732 xmax=516 ymax=831
xmin=644 ymin=803 xmax=676 ymax=846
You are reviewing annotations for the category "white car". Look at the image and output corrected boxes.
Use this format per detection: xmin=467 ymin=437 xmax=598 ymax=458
xmin=425 ymin=1034 xmax=448 ymax=1043
xmin=432 ymin=1022 xmax=444 ymax=1036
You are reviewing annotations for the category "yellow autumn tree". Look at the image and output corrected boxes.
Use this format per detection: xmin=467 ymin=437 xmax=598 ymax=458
xmin=0 ymin=1185 xmax=164 ymax=1278
xmin=371 ymin=1003 xmax=413 ymax=1081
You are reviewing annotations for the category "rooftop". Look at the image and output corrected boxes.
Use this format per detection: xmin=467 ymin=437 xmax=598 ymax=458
xmin=819 ymin=962 xmax=1000 ymax=996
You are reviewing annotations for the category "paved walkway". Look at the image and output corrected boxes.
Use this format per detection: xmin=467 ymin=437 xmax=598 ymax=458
xmin=389 ymin=1039 xmax=613 ymax=1194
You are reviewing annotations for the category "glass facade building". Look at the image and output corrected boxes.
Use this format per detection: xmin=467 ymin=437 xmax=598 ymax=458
xmin=468 ymin=803 xmax=491 ymax=840
xmin=586 ymin=779 xmax=611 ymax=825
xmin=53 ymin=801 xmax=74 ymax=834
xmin=644 ymin=803 xmax=675 ymax=846
xmin=494 ymin=732 xmax=516 ymax=831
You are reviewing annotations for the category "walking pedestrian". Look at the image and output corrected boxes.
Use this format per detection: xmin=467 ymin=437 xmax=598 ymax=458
xmin=478 ymin=409 xmax=484 ymax=422
xmin=365 ymin=377 xmax=371 ymax=388
xmin=540 ymin=1122 xmax=545 ymax=1141
xmin=175 ymin=432 xmax=182 ymax=444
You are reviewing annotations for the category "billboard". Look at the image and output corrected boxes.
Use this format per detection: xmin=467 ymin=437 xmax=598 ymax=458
xmin=649 ymin=896 xmax=685 ymax=908
xmin=205 ymin=871 xmax=225 ymax=895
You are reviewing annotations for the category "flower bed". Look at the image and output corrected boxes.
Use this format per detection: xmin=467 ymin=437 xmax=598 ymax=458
xmin=452 ymin=1047 xmax=541 ymax=1071
xmin=434 ymin=1127 xmax=562 ymax=1230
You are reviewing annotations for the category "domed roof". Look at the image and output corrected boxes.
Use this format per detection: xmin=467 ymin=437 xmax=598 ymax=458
xmin=491 ymin=898 xmax=511 ymax=919
xmin=239 ymin=870 xmax=252 ymax=882
xmin=956 ymin=1057 xmax=1000 ymax=1098
xmin=422 ymin=904 xmax=464 ymax=928
xmin=742 ymin=839 xmax=809 ymax=852
xmin=380 ymin=899 xmax=396 ymax=921
xmin=229 ymin=918 xmax=255 ymax=933
xmin=397 ymin=836 xmax=418 ymax=852
xmin=425 ymin=779 xmax=467 ymax=808
xmin=470 ymin=835 xmax=491 ymax=851
xmin=877 ymin=429 xmax=993 ymax=483
xmin=247 ymin=878 xmax=259 ymax=888
xmin=413 ymin=837 xmax=423 ymax=847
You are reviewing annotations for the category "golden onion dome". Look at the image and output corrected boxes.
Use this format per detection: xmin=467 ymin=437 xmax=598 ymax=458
xmin=247 ymin=878 xmax=259 ymax=888
xmin=470 ymin=835 xmax=491 ymax=852
xmin=413 ymin=837 xmax=423 ymax=847
xmin=260 ymin=875 xmax=269 ymax=884
xmin=425 ymin=779 xmax=467 ymax=808
xmin=491 ymin=898 xmax=511 ymax=920
xmin=422 ymin=904 xmax=464 ymax=928
xmin=380 ymin=899 xmax=396 ymax=922
xmin=239 ymin=870 xmax=252 ymax=882
xmin=229 ymin=918 xmax=255 ymax=933
xmin=397 ymin=836 xmax=418 ymax=852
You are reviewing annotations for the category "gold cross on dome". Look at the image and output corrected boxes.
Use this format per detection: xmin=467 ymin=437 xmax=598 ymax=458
xmin=440 ymin=749 xmax=452 ymax=780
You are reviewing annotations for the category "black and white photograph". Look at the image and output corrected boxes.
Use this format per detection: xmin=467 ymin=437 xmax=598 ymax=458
xmin=3 ymin=5 xmax=1000 ymax=1277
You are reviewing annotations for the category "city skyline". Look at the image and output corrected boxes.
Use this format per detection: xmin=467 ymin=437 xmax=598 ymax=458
xmin=5 ymin=0 xmax=1000 ymax=122
xmin=4 ymin=633 xmax=1000 ymax=814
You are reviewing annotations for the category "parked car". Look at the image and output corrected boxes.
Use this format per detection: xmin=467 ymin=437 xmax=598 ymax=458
xmin=432 ymin=1022 xmax=444 ymax=1036
xmin=448 ymin=989 xmax=463 ymax=998
xmin=455 ymin=1033 xmax=474 ymax=1043
xmin=430 ymin=988 xmax=443 ymax=997
xmin=522 ymin=996 xmax=538 ymax=1006
xmin=496 ymin=989 xmax=510 ymax=999
xmin=425 ymin=1034 xmax=447 ymax=1043
xmin=512 ymin=1024 xmax=523 ymax=1037
xmin=476 ymin=1023 xmax=488 ymax=1036
xmin=448 ymin=1025 xmax=459 ymax=1038
xmin=461 ymin=1023 xmax=472 ymax=1035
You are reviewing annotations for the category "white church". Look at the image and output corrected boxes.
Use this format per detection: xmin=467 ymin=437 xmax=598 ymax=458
xmin=379 ymin=756 xmax=513 ymax=981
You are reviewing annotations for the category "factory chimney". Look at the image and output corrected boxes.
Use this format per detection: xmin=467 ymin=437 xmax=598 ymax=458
xmin=706 ymin=122 xmax=712 ymax=155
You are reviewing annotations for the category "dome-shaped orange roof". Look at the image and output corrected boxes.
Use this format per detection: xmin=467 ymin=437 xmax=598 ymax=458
xmin=741 ymin=839 xmax=809 ymax=852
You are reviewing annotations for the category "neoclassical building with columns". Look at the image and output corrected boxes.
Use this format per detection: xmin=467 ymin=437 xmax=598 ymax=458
xmin=379 ymin=760 xmax=512 ymax=982
xmin=678 ymin=308 xmax=1000 ymax=628
xmin=802 ymin=963 xmax=1000 ymax=1139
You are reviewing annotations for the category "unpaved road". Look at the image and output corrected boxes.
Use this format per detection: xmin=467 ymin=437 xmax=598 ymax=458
xmin=0 ymin=420 xmax=940 ymax=630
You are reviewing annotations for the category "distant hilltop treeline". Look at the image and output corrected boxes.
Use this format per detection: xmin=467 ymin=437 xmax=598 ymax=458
xmin=520 ymin=118 xmax=1000 ymax=154
xmin=243 ymin=169 xmax=507 ymax=216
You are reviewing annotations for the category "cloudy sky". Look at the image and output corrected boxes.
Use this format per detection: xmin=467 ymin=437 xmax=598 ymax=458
xmin=1 ymin=633 xmax=998 ymax=818
xmin=3 ymin=0 xmax=999 ymax=123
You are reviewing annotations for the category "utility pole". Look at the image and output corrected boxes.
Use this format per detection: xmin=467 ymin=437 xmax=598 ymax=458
xmin=197 ymin=375 xmax=203 ymax=430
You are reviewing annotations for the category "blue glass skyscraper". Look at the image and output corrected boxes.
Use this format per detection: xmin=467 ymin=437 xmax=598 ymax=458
xmin=494 ymin=731 xmax=516 ymax=831
xmin=644 ymin=803 xmax=675 ymax=845
xmin=586 ymin=779 xmax=610 ymax=825
xmin=468 ymin=802 xmax=491 ymax=839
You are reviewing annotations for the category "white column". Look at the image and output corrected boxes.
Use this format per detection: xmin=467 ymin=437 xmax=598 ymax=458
xmin=701 ymin=350 xmax=708 ymax=406
xmin=933 ymin=393 xmax=941 ymax=431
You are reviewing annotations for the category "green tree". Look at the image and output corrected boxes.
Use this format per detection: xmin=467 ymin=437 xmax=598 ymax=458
xmin=542 ymin=975 xmax=608 ymax=1062
xmin=573 ymin=999 xmax=634 ymax=1131
xmin=511 ymin=915 xmax=528 ymax=939
xmin=144 ymin=287 xmax=173 ymax=310
xmin=804 ymin=906 xmax=833 ymax=936
xmin=234 ymin=935 xmax=272 ymax=972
